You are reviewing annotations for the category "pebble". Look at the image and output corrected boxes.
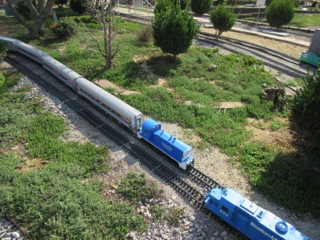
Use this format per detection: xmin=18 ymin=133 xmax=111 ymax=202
xmin=0 ymin=218 xmax=24 ymax=240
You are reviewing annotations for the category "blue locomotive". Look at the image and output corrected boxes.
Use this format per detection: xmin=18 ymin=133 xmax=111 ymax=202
xmin=138 ymin=119 xmax=194 ymax=170
xmin=204 ymin=188 xmax=311 ymax=240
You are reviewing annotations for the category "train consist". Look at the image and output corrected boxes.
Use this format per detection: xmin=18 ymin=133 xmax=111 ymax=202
xmin=205 ymin=188 xmax=311 ymax=240
xmin=0 ymin=36 xmax=311 ymax=240
xmin=0 ymin=36 xmax=194 ymax=170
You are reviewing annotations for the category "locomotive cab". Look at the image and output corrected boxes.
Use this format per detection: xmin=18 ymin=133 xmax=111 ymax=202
xmin=138 ymin=119 xmax=194 ymax=170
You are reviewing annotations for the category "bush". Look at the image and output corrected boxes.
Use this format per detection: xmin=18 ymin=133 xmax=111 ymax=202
xmin=50 ymin=18 xmax=78 ymax=38
xmin=117 ymin=172 xmax=158 ymax=203
xmin=209 ymin=4 xmax=236 ymax=38
xmin=55 ymin=0 xmax=68 ymax=7
xmin=0 ymin=41 xmax=7 ymax=59
xmin=152 ymin=5 xmax=199 ymax=56
xmin=265 ymin=0 xmax=295 ymax=29
xmin=290 ymin=70 xmax=320 ymax=145
xmin=155 ymin=0 xmax=190 ymax=12
xmin=137 ymin=25 xmax=153 ymax=43
xmin=190 ymin=0 xmax=213 ymax=16
xmin=15 ymin=0 xmax=32 ymax=20
xmin=154 ymin=0 xmax=173 ymax=12
xmin=70 ymin=0 xmax=87 ymax=14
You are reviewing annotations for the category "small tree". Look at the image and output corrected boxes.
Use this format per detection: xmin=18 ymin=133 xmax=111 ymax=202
xmin=290 ymin=69 xmax=320 ymax=167
xmin=152 ymin=5 xmax=199 ymax=56
xmin=55 ymin=0 xmax=68 ymax=8
xmin=80 ymin=0 xmax=119 ymax=70
xmin=265 ymin=0 xmax=295 ymax=29
xmin=155 ymin=0 xmax=190 ymax=12
xmin=291 ymin=70 xmax=320 ymax=138
xmin=190 ymin=0 xmax=213 ymax=16
xmin=70 ymin=0 xmax=87 ymax=14
xmin=6 ymin=0 xmax=55 ymax=39
xmin=209 ymin=4 xmax=236 ymax=38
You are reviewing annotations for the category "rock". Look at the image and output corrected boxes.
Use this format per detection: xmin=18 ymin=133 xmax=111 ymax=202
xmin=125 ymin=231 xmax=136 ymax=239
xmin=173 ymin=228 xmax=180 ymax=236
xmin=160 ymin=233 xmax=169 ymax=239
xmin=220 ymin=231 xmax=228 ymax=237
xmin=11 ymin=231 xmax=20 ymax=239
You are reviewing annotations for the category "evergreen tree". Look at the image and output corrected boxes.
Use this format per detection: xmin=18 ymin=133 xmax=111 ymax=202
xmin=190 ymin=0 xmax=213 ymax=16
xmin=265 ymin=0 xmax=295 ymax=29
xmin=152 ymin=5 xmax=199 ymax=56
xmin=209 ymin=4 xmax=236 ymax=38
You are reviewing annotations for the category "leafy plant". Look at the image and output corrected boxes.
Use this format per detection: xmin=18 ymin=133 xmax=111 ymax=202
xmin=167 ymin=207 xmax=184 ymax=226
xmin=190 ymin=0 xmax=213 ymax=16
xmin=150 ymin=205 xmax=165 ymax=220
xmin=137 ymin=25 xmax=153 ymax=43
xmin=265 ymin=0 xmax=295 ymax=29
xmin=152 ymin=5 xmax=199 ymax=56
xmin=70 ymin=0 xmax=87 ymax=14
xmin=210 ymin=4 xmax=236 ymax=38
xmin=118 ymin=172 xmax=158 ymax=203
xmin=50 ymin=18 xmax=78 ymax=38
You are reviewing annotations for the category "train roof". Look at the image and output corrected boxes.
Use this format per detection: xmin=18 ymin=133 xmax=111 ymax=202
xmin=43 ymin=55 xmax=82 ymax=79
xmin=142 ymin=119 xmax=191 ymax=152
xmin=141 ymin=118 xmax=159 ymax=131
xmin=17 ymin=41 xmax=47 ymax=57
xmin=76 ymin=77 xmax=142 ymax=119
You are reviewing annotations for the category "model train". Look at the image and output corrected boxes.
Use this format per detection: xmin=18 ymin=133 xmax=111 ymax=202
xmin=0 ymin=36 xmax=194 ymax=170
xmin=205 ymin=188 xmax=311 ymax=240
xmin=0 ymin=36 xmax=311 ymax=239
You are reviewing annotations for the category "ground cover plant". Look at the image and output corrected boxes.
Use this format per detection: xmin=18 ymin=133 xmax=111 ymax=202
xmin=0 ymin=70 xmax=148 ymax=238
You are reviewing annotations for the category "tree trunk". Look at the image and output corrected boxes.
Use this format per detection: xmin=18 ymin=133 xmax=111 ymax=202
xmin=6 ymin=0 xmax=55 ymax=39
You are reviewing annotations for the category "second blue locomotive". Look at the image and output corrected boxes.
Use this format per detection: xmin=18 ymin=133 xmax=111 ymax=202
xmin=205 ymin=188 xmax=311 ymax=240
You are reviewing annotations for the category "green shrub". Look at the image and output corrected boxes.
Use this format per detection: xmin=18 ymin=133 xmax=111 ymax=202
xmin=265 ymin=0 xmax=295 ymax=29
xmin=152 ymin=5 xmax=199 ymax=56
xmin=137 ymin=25 xmax=153 ymax=43
xmin=55 ymin=0 xmax=68 ymax=7
xmin=190 ymin=0 xmax=213 ymax=16
xmin=70 ymin=0 xmax=87 ymax=14
xmin=118 ymin=172 xmax=158 ymax=203
xmin=167 ymin=207 xmax=184 ymax=226
xmin=210 ymin=4 xmax=236 ymax=38
xmin=0 ymin=41 xmax=7 ymax=59
xmin=15 ymin=0 xmax=32 ymax=20
xmin=50 ymin=18 xmax=78 ymax=38
xmin=154 ymin=0 xmax=173 ymax=12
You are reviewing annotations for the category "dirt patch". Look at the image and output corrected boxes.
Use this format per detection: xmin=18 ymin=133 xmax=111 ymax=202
xmin=95 ymin=79 xmax=139 ymax=95
xmin=246 ymin=118 xmax=294 ymax=150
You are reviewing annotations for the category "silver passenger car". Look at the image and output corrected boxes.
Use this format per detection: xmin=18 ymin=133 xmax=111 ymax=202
xmin=16 ymin=41 xmax=47 ymax=64
xmin=75 ymin=77 xmax=143 ymax=132
xmin=42 ymin=55 xmax=82 ymax=89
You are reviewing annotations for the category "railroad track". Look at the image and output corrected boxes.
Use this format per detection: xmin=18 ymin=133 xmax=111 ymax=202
xmin=6 ymin=52 xmax=205 ymax=203
xmin=116 ymin=10 xmax=316 ymax=81
xmin=6 ymin=50 xmax=252 ymax=239
xmin=197 ymin=32 xmax=311 ymax=79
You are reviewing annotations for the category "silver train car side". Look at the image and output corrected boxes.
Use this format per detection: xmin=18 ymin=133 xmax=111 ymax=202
xmin=75 ymin=78 xmax=143 ymax=131
xmin=42 ymin=55 xmax=80 ymax=89
xmin=0 ymin=36 xmax=143 ymax=132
